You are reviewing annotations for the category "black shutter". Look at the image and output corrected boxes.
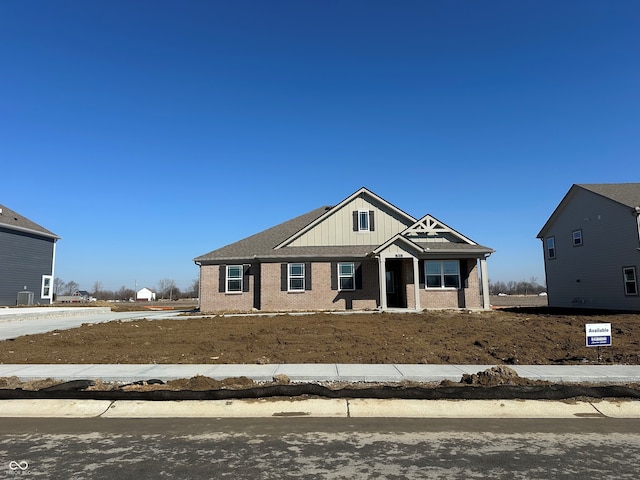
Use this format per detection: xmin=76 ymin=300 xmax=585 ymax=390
xmin=305 ymin=262 xmax=312 ymax=290
xmin=243 ymin=264 xmax=251 ymax=292
xmin=353 ymin=211 xmax=358 ymax=231
xmin=355 ymin=262 xmax=363 ymax=289
xmin=219 ymin=265 xmax=226 ymax=293
xmin=460 ymin=260 xmax=468 ymax=289
xmin=281 ymin=264 xmax=288 ymax=291
xmin=418 ymin=261 xmax=425 ymax=289
xmin=331 ymin=262 xmax=338 ymax=290
xmin=369 ymin=211 xmax=375 ymax=231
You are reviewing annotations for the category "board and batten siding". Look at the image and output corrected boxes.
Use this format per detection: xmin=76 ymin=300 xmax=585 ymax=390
xmin=287 ymin=196 xmax=412 ymax=247
xmin=0 ymin=227 xmax=55 ymax=306
xmin=543 ymin=188 xmax=640 ymax=310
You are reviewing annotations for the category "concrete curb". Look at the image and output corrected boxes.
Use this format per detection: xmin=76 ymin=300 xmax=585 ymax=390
xmin=2 ymin=399 xmax=640 ymax=418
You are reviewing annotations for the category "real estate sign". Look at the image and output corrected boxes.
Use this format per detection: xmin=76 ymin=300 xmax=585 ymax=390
xmin=585 ymin=323 xmax=612 ymax=347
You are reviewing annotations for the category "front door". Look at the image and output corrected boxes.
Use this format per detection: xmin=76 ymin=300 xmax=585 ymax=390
xmin=385 ymin=259 xmax=407 ymax=308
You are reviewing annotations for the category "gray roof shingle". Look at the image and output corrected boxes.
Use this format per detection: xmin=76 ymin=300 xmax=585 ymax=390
xmin=194 ymin=206 xmax=334 ymax=263
xmin=578 ymin=183 xmax=640 ymax=208
xmin=0 ymin=204 xmax=59 ymax=239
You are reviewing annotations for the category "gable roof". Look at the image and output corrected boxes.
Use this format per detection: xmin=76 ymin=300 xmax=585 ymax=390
xmin=194 ymin=206 xmax=331 ymax=263
xmin=537 ymin=183 xmax=640 ymax=238
xmin=0 ymin=204 xmax=60 ymax=240
xmin=373 ymin=214 xmax=494 ymax=256
xmin=275 ymin=187 xmax=416 ymax=249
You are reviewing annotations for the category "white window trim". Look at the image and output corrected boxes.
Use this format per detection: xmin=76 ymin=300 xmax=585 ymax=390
xmin=425 ymin=260 xmax=460 ymax=290
xmin=41 ymin=275 xmax=53 ymax=299
xmin=338 ymin=262 xmax=355 ymax=291
xmin=623 ymin=266 xmax=638 ymax=296
xmin=226 ymin=265 xmax=243 ymax=293
xmin=288 ymin=263 xmax=305 ymax=292
xmin=358 ymin=210 xmax=370 ymax=232
xmin=572 ymin=229 xmax=583 ymax=247
xmin=547 ymin=237 xmax=556 ymax=259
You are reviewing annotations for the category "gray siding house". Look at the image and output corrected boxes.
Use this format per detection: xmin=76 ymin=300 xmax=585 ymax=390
xmin=195 ymin=188 xmax=494 ymax=313
xmin=537 ymin=183 xmax=640 ymax=311
xmin=0 ymin=204 xmax=60 ymax=306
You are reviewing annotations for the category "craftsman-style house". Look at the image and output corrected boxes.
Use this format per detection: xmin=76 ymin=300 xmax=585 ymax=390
xmin=537 ymin=183 xmax=640 ymax=311
xmin=195 ymin=188 xmax=494 ymax=313
xmin=0 ymin=204 xmax=59 ymax=306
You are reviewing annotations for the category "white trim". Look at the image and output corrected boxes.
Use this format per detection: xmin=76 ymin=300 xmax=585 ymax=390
xmin=404 ymin=214 xmax=478 ymax=245
xmin=41 ymin=275 xmax=53 ymax=300
xmin=226 ymin=265 xmax=243 ymax=293
xmin=337 ymin=262 xmax=355 ymax=291
xmin=274 ymin=187 xmax=416 ymax=249
xmin=480 ymin=257 xmax=490 ymax=309
xmin=288 ymin=263 xmax=305 ymax=291
xmin=357 ymin=210 xmax=370 ymax=232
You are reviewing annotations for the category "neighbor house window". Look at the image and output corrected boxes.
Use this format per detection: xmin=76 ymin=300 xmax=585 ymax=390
xmin=546 ymin=237 xmax=556 ymax=259
xmin=425 ymin=260 xmax=460 ymax=289
xmin=41 ymin=275 xmax=52 ymax=299
xmin=338 ymin=262 xmax=355 ymax=291
xmin=288 ymin=263 xmax=305 ymax=291
xmin=226 ymin=265 xmax=243 ymax=292
xmin=572 ymin=230 xmax=583 ymax=246
xmin=623 ymin=267 xmax=638 ymax=296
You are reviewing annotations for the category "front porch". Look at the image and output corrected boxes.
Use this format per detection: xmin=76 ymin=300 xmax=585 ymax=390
xmin=375 ymin=253 xmax=491 ymax=311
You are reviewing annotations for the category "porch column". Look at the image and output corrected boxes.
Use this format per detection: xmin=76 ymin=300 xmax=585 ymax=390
xmin=413 ymin=256 xmax=421 ymax=310
xmin=378 ymin=255 xmax=387 ymax=310
xmin=480 ymin=256 xmax=490 ymax=310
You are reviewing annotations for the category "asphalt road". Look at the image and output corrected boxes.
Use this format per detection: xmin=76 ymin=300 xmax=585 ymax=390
xmin=2 ymin=418 xmax=639 ymax=479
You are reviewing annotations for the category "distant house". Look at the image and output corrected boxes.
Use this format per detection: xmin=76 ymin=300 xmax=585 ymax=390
xmin=537 ymin=183 xmax=640 ymax=311
xmin=194 ymin=187 xmax=494 ymax=313
xmin=136 ymin=287 xmax=156 ymax=302
xmin=0 ymin=204 xmax=60 ymax=306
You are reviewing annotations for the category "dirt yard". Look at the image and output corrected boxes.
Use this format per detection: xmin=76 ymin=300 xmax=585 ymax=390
xmin=1 ymin=305 xmax=639 ymax=366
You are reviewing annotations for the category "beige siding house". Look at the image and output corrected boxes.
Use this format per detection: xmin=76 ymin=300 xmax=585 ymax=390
xmin=195 ymin=188 xmax=494 ymax=313
xmin=537 ymin=183 xmax=640 ymax=311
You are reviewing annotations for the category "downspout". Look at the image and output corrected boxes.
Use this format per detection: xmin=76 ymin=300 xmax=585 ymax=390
xmin=50 ymin=240 xmax=57 ymax=305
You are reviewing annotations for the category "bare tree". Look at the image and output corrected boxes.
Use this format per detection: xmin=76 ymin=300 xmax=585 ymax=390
xmin=157 ymin=278 xmax=177 ymax=300
xmin=116 ymin=286 xmax=135 ymax=301
xmin=92 ymin=281 xmax=103 ymax=298
xmin=53 ymin=278 xmax=66 ymax=295
xmin=63 ymin=280 xmax=79 ymax=295
xmin=189 ymin=278 xmax=200 ymax=298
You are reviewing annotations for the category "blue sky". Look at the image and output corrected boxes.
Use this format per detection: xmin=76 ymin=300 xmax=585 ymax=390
xmin=2 ymin=1 xmax=639 ymax=293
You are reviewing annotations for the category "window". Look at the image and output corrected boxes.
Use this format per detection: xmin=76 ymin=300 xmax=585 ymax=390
xmin=572 ymin=230 xmax=583 ymax=247
xmin=425 ymin=260 xmax=460 ymax=289
xmin=546 ymin=237 xmax=556 ymax=259
xmin=623 ymin=267 xmax=638 ymax=296
xmin=226 ymin=265 xmax=243 ymax=292
xmin=353 ymin=210 xmax=375 ymax=232
xmin=288 ymin=263 xmax=305 ymax=291
xmin=41 ymin=275 xmax=52 ymax=299
xmin=358 ymin=210 xmax=370 ymax=231
xmin=338 ymin=262 xmax=355 ymax=291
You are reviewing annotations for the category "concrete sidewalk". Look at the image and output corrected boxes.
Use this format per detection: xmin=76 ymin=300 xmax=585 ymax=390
xmin=1 ymin=363 xmax=639 ymax=384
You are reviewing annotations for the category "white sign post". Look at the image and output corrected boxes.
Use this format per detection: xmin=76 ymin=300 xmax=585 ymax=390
xmin=585 ymin=323 xmax=612 ymax=362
